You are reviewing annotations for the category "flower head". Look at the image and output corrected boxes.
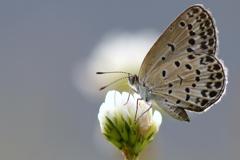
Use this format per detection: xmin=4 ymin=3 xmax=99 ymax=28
xmin=98 ymin=90 xmax=162 ymax=159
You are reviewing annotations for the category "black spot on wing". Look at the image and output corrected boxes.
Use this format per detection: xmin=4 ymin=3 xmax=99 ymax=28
xmin=168 ymin=90 xmax=172 ymax=94
xmin=206 ymin=82 xmax=212 ymax=89
xmin=176 ymin=100 xmax=181 ymax=104
xmin=192 ymin=7 xmax=200 ymax=13
xmin=174 ymin=61 xmax=180 ymax=67
xmin=179 ymin=21 xmax=186 ymax=28
xmin=200 ymin=12 xmax=207 ymax=19
xmin=214 ymin=81 xmax=222 ymax=89
xmin=188 ymin=38 xmax=195 ymax=45
xmin=209 ymin=91 xmax=218 ymax=97
xmin=206 ymin=56 xmax=215 ymax=63
xmin=208 ymin=38 xmax=214 ymax=46
xmin=187 ymin=48 xmax=194 ymax=52
xmin=187 ymin=24 xmax=193 ymax=30
xmin=195 ymin=77 xmax=200 ymax=82
xmin=185 ymin=64 xmax=192 ymax=70
xmin=213 ymin=64 xmax=221 ymax=71
xmin=188 ymin=54 xmax=195 ymax=59
xmin=189 ymin=31 xmax=196 ymax=36
xmin=201 ymin=99 xmax=209 ymax=106
xmin=167 ymin=43 xmax=175 ymax=52
xmin=207 ymin=28 xmax=214 ymax=36
xmin=201 ymin=90 xmax=208 ymax=97
xmin=216 ymin=72 xmax=223 ymax=79
xmin=196 ymin=69 xmax=201 ymax=75
xmin=162 ymin=70 xmax=166 ymax=77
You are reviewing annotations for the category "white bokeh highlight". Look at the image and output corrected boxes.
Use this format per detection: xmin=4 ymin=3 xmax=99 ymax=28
xmin=72 ymin=30 xmax=158 ymax=98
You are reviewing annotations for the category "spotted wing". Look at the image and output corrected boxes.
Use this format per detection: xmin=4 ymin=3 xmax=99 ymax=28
xmin=139 ymin=5 xmax=218 ymax=82
xmin=149 ymin=53 xmax=226 ymax=118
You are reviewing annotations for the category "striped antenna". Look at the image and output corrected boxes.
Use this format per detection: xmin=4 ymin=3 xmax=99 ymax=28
xmin=96 ymin=71 xmax=132 ymax=75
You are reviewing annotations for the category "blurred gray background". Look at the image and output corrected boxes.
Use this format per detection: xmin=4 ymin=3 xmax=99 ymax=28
xmin=0 ymin=0 xmax=239 ymax=160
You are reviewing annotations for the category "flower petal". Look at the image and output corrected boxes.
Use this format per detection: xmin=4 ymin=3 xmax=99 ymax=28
xmin=152 ymin=111 xmax=162 ymax=130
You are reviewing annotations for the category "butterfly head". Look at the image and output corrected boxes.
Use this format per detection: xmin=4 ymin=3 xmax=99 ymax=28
xmin=128 ymin=74 xmax=138 ymax=86
xmin=128 ymin=74 xmax=139 ymax=90
xmin=128 ymin=75 xmax=152 ymax=102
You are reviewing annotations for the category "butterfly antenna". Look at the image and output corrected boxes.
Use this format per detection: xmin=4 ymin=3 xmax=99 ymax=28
xmin=99 ymin=76 xmax=130 ymax=91
xmin=96 ymin=71 xmax=132 ymax=75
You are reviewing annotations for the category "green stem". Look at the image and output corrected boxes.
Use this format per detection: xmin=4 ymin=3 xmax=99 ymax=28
xmin=122 ymin=150 xmax=139 ymax=160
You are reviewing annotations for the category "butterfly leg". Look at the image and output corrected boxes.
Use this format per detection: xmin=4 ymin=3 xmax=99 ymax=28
xmin=136 ymin=105 xmax=153 ymax=122
xmin=124 ymin=91 xmax=131 ymax=105
xmin=124 ymin=88 xmax=138 ymax=105
xmin=134 ymin=98 xmax=143 ymax=121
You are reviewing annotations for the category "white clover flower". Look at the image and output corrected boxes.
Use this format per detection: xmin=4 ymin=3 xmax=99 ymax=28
xmin=98 ymin=90 xmax=162 ymax=160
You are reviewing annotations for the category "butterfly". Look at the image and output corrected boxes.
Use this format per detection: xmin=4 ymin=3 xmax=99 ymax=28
xmin=97 ymin=4 xmax=227 ymax=122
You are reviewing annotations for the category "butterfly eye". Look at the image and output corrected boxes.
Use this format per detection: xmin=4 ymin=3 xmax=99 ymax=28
xmin=128 ymin=76 xmax=135 ymax=85
xmin=128 ymin=75 xmax=139 ymax=85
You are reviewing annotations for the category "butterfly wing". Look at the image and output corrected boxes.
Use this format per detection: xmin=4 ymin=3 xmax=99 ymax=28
xmin=138 ymin=5 xmax=226 ymax=121
xmin=139 ymin=5 xmax=218 ymax=82
xmin=150 ymin=53 xmax=226 ymax=117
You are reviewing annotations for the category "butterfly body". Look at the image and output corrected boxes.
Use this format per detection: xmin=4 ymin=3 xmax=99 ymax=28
xmin=128 ymin=75 xmax=152 ymax=102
